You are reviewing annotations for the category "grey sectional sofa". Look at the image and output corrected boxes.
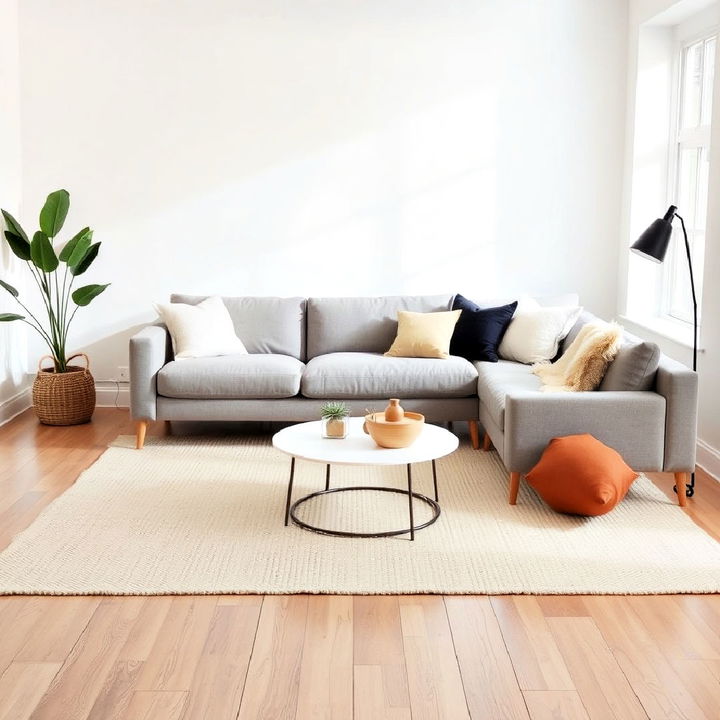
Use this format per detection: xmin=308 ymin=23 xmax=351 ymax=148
xmin=129 ymin=293 xmax=698 ymax=506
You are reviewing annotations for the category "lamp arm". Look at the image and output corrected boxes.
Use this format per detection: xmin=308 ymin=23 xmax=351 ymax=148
xmin=673 ymin=212 xmax=698 ymax=372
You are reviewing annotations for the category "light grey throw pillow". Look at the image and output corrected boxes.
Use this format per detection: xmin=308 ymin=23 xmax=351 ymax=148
xmin=599 ymin=340 xmax=661 ymax=391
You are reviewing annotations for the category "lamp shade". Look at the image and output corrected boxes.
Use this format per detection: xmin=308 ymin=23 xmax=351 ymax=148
xmin=630 ymin=205 xmax=676 ymax=263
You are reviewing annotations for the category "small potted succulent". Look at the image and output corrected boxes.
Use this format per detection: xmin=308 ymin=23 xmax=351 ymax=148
xmin=320 ymin=401 xmax=350 ymax=439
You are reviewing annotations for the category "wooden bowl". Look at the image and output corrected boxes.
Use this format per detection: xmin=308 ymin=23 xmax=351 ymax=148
xmin=363 ymin=411 xmax=425 ymax=449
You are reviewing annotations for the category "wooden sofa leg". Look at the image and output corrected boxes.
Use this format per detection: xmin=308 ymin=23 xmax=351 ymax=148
xmin=509 ymin=472 xmax=521 ymax=505
xmin=482 ymin=432 xmax=492 ymax=451
xmin=136 ymin=421 xmax=148 ymax=450
xmin=468 ymin=420 xmax=480 ymax=449
xmin=674 ymin=472 xmax=688 ymax=507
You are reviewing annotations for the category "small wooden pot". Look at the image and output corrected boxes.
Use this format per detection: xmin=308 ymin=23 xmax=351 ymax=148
xmin=32 ymin=353 xmax=96 ymax=426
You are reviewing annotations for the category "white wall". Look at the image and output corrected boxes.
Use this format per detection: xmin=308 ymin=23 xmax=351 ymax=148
xmin=622 ymin=0 xmax=720 ymax=476
xmin=16 ymin=0 xmax=628 ymax=383
xmin=0 ymin=0 xmax=29 ymax=420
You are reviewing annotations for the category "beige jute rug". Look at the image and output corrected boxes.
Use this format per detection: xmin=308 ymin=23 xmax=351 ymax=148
xmin=0 ymin=434 xmax=719 ymax=595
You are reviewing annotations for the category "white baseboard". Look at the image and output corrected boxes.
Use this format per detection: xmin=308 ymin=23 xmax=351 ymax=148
xmin=696 ymin=439 xmax=720 ymax=482
xmin=0 ymin=382 xmax=128 ymax=426
xmin=95 ymin=382 xmax=130 ymax=408
xmin=0 ymin=386 xmax=32 ymax=426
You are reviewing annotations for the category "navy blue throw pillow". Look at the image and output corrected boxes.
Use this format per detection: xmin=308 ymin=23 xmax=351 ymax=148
xmin=450 ymin=295 xmax=518 ymax=362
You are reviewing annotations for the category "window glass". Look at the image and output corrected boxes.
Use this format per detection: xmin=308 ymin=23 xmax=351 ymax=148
xmin=676 ymin=147 xmax=698 ymax=222
xmin=668 ymin=34 xmax=714 ymax=324
xmin=695 ymin=145 xmax=710 ymax=232
xmin=701 ymin=37 xmax=716 ymax=125
xmin=681 ymin=40 xmax=704 ymax=129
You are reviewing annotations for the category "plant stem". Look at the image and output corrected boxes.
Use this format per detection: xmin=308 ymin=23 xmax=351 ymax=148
xmin=65 ymin=304 xmax=79 ymax=338
xmin=19 ymin=318 xmax=55 ymax=349
xmin=61 ymin=272 xmax=75 ymax=363
xmin=45 ymin=270 xmax=64 ymax=370
xmin=11 ymin=296 xmax=56 ymax=348
xmin=24 ymin=262 xmax=63 ymax=367
xmin=43 ymin=272 xmax=59 ymax=369
xmin=53 ymin=270 xmax=66 ymax=370
xmin=59 ymin=264 xmax=69 ymax=338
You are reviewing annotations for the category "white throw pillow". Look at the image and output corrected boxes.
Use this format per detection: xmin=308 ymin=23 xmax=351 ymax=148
xmin=499 ymin=297 xmax=583 ymax=364
xmin=154 ymin=296 xmax=247 ymax=360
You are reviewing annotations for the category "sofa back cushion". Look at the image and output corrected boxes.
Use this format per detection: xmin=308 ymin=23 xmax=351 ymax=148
xmin=599 ymin=337 xmax=661 ymax=391
xmin=307 ymin=294 xmax=453 ymax=358
xmin=170 ymin=294 xmax=306 ymax=360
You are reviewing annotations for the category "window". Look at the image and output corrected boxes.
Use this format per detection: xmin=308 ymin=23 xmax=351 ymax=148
xmin=665 ymin=33 xmax=716 ymax=324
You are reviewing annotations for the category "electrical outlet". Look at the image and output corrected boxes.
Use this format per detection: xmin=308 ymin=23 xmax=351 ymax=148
xmin=118 ymin=366 xmax=129 ymax=382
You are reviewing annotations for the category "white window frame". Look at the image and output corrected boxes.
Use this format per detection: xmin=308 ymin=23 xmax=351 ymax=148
xmin=662 ymin=27 xmax=716 ymax=325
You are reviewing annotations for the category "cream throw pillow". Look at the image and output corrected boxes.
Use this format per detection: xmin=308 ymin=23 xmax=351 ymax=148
xmin=154 ymin=296 xmax=247 ymax=360
xmin=533 ymin=322 xmax=623 ymax=392
xmin=385 ymin=310 xmax=461 ymax=359
xmin=499 ymin=297 xmax=582 ymax=364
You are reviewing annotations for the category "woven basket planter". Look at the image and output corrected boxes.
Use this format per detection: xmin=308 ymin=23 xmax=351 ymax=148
xmin=32 ymin=353 xmax=96 ymax=426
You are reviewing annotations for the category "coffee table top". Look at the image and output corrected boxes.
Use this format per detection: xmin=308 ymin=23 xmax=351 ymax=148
xmin=272 ymin=417 xmax=459 ymax=466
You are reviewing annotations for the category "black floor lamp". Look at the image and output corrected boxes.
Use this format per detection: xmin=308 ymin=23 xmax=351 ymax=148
xmin=631 ymin=204 xmax=698 ymax=497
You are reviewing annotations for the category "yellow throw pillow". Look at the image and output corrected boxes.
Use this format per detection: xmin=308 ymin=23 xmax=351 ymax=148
xmin=385 ymin=310 xmax=461 ymax=359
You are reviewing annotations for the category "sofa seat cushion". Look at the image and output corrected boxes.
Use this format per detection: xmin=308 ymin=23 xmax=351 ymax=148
xmin=475 ymin=359 xmax=542 ymax=430
xmin=301 ymin=352 xmax=478 ymax=399
xmin=157 ymin=354 xmax=304 ymax=399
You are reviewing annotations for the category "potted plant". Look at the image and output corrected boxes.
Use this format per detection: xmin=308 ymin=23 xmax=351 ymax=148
xmin=320 ymin=401 xmax=350 ymax=438
xmin=0 ymin=190 xmax=110 ymax=425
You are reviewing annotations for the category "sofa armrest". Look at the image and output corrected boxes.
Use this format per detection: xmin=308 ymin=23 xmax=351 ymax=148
xmin=129 ymin=324 xmax=171 ymax=421
xmin=504 ymin=391 xmax=666 ymax=474
xmin=654 ymin=355 xmax=698 ymax=472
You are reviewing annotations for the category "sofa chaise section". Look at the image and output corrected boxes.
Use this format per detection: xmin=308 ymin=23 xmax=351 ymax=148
xmin=477 ymin=313 xmax=697 ymax=508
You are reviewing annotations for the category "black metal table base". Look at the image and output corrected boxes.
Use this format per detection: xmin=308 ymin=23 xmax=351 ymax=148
xmin=290 ymin=486 xmax=441 ymax=539
xmin=284 ymin=460 xmax=441 ymax=540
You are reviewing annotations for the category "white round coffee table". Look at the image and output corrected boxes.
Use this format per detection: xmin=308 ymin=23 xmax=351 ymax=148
xmin=272 ymin=417 xmax=459 ymax=540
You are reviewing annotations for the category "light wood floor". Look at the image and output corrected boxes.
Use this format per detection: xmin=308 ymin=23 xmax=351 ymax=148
xmin=1 ymin=408 xmax=719 ymax=720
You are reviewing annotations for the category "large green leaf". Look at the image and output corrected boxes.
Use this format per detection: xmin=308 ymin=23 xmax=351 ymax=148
xmin=59 ymin=227 xmax=92 ymax=262
xmin=30 ymin=231 xmax=59 ymax=272
xmin=1 ymin=209 xmax=29 ymax=242
xmin=66 ymin=233 xmax=93 ymax=268
xmin=3 ymin=230 xmax=31 ymax=261
xmin=39 ymin=189 xmax=70 ymax=238
xmin=72 ymin=283 xmax=110 ymax=306
xmin=70 ymin=242 xmax=100 ymax=276
xmin=0 ymin=279 xmax=19 ymax=297
xmin=0 ymin=313 xmax=24 ymax=322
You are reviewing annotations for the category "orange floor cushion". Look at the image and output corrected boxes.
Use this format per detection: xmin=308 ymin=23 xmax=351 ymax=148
xmin=526 ymin=433 xmax=638 ymax=516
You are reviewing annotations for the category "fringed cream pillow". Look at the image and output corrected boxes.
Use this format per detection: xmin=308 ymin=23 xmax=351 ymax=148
xmin=533 ymin=322 xmax=623 ymax=392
